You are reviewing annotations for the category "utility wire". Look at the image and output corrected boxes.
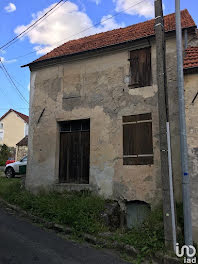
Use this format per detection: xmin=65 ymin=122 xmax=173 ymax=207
xmin=7 ymin=0 xmax=147 ymax=61
xmin=0 ymin=0 xmax=68 ymax=51
xmin=0 ymin=60 xmax=29 ymax=104
xmin=3 ymin=0 xmax=68 ymax=51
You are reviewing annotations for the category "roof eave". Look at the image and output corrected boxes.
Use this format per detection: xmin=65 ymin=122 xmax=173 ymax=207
xmin=21 ymin=25 xmax=196 ymax=69
xmin=184 ymin=66 xmax=198 ymax=74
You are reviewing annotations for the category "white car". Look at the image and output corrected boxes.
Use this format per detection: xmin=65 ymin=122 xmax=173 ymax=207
xmin=5 ymin=156 xmax=27 ymax=178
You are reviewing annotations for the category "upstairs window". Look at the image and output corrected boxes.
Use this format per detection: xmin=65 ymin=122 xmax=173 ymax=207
xmin=129 ymin=47 xmax=152 ymax=88
xmin=0 ymin=123 xmax=3 ymax=129
xmin=123 ymin=113 xmax=153 ymax=165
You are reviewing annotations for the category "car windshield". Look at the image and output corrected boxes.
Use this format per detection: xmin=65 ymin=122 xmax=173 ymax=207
xmin=21 ymin=156 xmax=27 ymax=162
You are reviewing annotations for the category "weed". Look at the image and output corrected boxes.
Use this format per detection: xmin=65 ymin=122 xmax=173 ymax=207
xmin=0 ymin=178 xmax=166 ymax=262
xmin=110 ymin=206 xmax=165 ymax=261
xmin=0 ymin=177 xmax=107 ymax=235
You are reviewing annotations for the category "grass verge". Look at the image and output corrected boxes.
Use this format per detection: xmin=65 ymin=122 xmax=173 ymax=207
xmin=110 ymin=207 xmax=165 ymax=262
xmin=0 ymin=177 xmax=107 ymax=235
xmin=0 ymin=177 xmax=168 ymax=263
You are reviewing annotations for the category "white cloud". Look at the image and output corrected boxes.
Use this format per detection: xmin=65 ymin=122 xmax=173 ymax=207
xmin=89 ymin=0 xmax=101 ymax=5
xmin=28 ymin=83 xmax=30 ymax=91
xmin=0 ymin=57 xmax=17 ymax=64
xmin=113 ymin=0 xmax=154 ymax=18
xmin=98 ymin=15 xmax=124 ymax=31
xmin=14 ymin=1 xmax=124 ymax=55
xmin=4 ymin=3 xmax=16 ymax=13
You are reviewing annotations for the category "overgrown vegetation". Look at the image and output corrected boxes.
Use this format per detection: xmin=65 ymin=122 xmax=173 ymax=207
xmin=0 ymin=177 xmax=107 ymax=235
xmin=0 ymin=144 xmax=15 ymax=166
xmin=0 ymin=177 xmax=167 ymax=262
xmin=111 ymin=207 xmax=165 ymax=262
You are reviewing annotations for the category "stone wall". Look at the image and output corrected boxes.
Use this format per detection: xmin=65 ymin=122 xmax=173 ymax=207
xmin=26 ymin=34 xmax=183 ymax=210
xmin=16 ymin=146 xmax=28 ymax=161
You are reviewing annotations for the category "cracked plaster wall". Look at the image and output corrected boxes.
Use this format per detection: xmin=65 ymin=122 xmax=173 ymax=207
xmin=184 ymin=73 xmax=198 ymax=242
xmin=26 ymin=36 xmax=182 ymax=208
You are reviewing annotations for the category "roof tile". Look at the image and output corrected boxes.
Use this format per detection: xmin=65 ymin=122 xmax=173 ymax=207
xmin=0 ymin=109 xmax=29 ymax=123
xmin=184 ymin=47 xmax=198 ymax=70
xmin=31 ymin=9 xmax=195 ymax=65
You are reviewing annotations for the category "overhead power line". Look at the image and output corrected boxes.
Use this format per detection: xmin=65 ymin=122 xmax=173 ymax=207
xmin=0 ymin=0 xmax=68 ymax=51
xmin=0 ymin=59 xmax=29 ymax=104
xmin=7 ymin=0 xmax=147 ymax=61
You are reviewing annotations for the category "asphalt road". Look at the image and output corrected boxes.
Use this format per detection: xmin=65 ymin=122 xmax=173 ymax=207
xmin=0 ymin=207 xmax=129 ymax=264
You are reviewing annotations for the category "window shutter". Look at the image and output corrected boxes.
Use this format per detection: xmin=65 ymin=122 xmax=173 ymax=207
xmin=123 ymin=124 xmax=137 ymax=156
xmin=130 ymin=48 xmax=152 ymax=88
xmin=123 ymin=113 xmax=153 ymax=165
xmin=130 ymin=52 xmax=140 ymax=88
xmin=136 ymin=122 xmax=153 ymax=155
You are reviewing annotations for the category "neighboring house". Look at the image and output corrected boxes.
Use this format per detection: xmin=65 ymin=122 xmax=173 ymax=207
xmin=16 ymin=135 xmax=28 ymax=161
xmin=0 ymin=109 xmax=29 ymax=148
xmin=24 ymin=10 xmax=198 ymax=241
xmin=183 ymin=47 xmax=198 ymax=242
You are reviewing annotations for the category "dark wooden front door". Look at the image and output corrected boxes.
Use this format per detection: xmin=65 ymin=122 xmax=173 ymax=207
xmin=59 ymin=119 xmax=90 ymax=184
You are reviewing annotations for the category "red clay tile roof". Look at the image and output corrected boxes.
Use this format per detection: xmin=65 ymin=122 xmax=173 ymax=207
xmin=0 ymin=109 xmax=29 ymax=123
xmin=184 ymin=47 xmax=198 ymax=70
xmin=16 ymin=135 xmax=28 ymax=146
xmin=29 ymin=9 xmax=195 ymax=65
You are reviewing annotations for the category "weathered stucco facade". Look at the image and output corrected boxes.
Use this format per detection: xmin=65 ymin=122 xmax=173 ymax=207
xmin=185 ymin=72 xmax=198 ymax=242
xmin=26 ymin=34 xmax=184 ymax=209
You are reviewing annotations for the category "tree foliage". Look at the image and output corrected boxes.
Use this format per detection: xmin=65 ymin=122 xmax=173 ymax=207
xmin=0 ymin=144 xmax=12 ymax=166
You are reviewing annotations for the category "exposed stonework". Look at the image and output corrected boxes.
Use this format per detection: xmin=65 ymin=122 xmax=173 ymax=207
xmin=16 ymin=146 xmax=28 ymax=161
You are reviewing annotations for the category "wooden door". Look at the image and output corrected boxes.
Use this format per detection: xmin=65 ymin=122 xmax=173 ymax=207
xmin=59 ymin=120 xmax=90 ymax=184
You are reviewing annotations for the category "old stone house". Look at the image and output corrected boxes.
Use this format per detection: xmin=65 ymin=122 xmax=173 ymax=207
xmin=24 ymin=10 xmax=198 ymax=240
xmin=0 ymin=109 xmax=29 ymax=148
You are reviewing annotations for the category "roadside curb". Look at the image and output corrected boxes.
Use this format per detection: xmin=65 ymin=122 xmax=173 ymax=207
xmin=0 ymin=197 xmax=180 ymax=263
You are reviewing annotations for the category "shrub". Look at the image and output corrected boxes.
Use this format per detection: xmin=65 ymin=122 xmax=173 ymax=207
xmin=0 ymin=144 xmax=13 ymax=166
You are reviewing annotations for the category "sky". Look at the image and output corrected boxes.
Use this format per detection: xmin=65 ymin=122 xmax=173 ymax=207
xmin=0 ymin=0 xmax=197 ymax=117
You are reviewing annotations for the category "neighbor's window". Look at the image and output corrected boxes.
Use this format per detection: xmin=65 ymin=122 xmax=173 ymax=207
xmin=0 ymin=123 xmax=3 ymax=129
xmin=123 ymin=113 xmax=153 ymax=165
xmin=129 ymin=47 xmax=152 ymax=88
xmin=0 ymin=131 xmax=3 ymax=140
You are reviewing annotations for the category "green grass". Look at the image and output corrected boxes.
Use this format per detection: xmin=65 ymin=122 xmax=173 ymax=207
xmin=0 ymin=177 xmax=107 ymax=235
xmin=0 ymin=170 xmax=4 ymax=177
xmin=0 ymin=177 xmax=166 ymax=262
xmin=110 ymin=207 xmax=165 ymax=262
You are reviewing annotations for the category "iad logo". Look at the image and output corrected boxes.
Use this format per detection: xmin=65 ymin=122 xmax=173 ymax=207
xmin=176 ymin=243 xmax=197 ymax=263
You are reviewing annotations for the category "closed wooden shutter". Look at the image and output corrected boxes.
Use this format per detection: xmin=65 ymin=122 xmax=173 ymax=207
xmin=130 ymin=47 xmax=152 ymax=88
xmin=123 ymin=113 xmax=153 ymax=165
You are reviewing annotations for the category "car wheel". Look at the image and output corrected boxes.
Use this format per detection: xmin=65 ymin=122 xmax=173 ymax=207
xmin=6 ymin=167 xmax=15 ymax=178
